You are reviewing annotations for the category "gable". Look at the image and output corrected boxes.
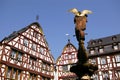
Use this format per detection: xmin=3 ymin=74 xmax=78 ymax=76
xmin=1 ymin=22 xmax=54 ymax=64
xmin=56 ymin=42 xmax=78 ymax=65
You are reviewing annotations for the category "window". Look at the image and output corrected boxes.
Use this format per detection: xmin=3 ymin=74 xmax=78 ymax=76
xmin=10 ymin=50 xmax=23 ymax=63
xmin=91 ymin=59 xmax=96 ymax=64
xmin=13 ymin=69 xmax=17 ymax=79
xmin=113 ymin=45 xmax=118 ymax=50
xmin=64 ymin=54 xmax=68 ymax=59
xmin=29 ymin=57 xmax=36 ymax=69
xmin=18 ymin=71 xmax=21 ymax=80
xmin=115 ymin=55 xmax=120 ymax=63
xmin=112 ymin=36 xmax=117 ymax=41
xmin=59 ymin=66 xmax=62 ymax=71
xmin=23 ymin=39 xmax=28 ymax=47
xmin=63 ymin=65 xmax=68 ymax=72
xmin=30 ymin=74 xmax=37 ymax=80
xmin=71 ymin=53 xmax=75 ymax=58
xmin=33 ymin=31 xmax=36 ymax=37
xmin=99 ymin=48 xmax=104 ymax=53
xmin=17 ymin=52 xmax=22 ymax=62
xmin=98 ymin=39 xmax=102 ymax=44
xmin=103 ymin=72 xmax=109 ymax=80
xmin=93 ymin=74 xmax=98 ymax=80
xmin=91 ymin=41 xmax=96 ymax=45
xmin=90 ymin=49 xmax=95 ymax=54
xmin=6 ymin=67 xmax=12 ymax=79
xmin=32 ymin=43 xmax=36 ymax=51
xmin=33 ymin=31 xmax=38 ymax=38
xmin=101 ymin=58 xmax=106 ymax=64
xmin=10 ymin=50 xmax=16 ymax=59
xmin=39 ymin=47 xmax=44 ymax=53
xmin=6 ymin=67 xmax=21 ymax=80
xmin=42 ymin=61 xmax=49 ymax=71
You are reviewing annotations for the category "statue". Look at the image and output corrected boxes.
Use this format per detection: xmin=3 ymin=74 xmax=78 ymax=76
xmin=69 ymin=8 xmax=98 ymax=80
xmin=69 ymin=8 xmax=92 ymax=42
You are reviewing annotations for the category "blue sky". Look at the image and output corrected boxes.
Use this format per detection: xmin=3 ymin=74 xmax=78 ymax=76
xmin=0 ymin=0 xmax=120 ymax=60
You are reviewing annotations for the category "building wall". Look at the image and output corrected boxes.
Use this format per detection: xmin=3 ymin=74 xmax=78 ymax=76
xmin=87 ymin=34 xmax=120 ymax=80
xmin=56 ymin=41 xmax=78 ymax=80
xmin=0 ymin=22 xmax=55 ymax=80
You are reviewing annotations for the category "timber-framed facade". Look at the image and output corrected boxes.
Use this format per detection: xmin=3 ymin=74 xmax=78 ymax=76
xmin=56 ymin=40 xmax=78 ymax=80
xmin=87 ymin=34 xmax=120 ymax=80
xmin=0 ymin=22 xmax=55 ymax=80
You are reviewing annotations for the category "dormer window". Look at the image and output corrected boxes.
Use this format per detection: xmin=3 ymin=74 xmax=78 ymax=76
xmin=98 ymin=39 xmax=102 ymax=44
xmin=112 ymin=36 xmax=117 ymax=41
xmin=98 ymin=46 xmax=104 ymax=53
xmin=99 ymin=48 xmax=104 ymax=53
xmin=113 ymin=43 xmax=118 ymax=50
xmin=91 ymin=40 xmax=96 ymax=45
xmin=90 ymin=49 xmax=95 ymax=55
xmin=113 ymin=45 xmax=118 ymax=50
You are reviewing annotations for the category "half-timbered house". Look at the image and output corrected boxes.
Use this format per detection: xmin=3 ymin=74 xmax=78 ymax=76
xmin=56 ymin=40 xmax=78 ymax=80
xmin=87 ymin=34 xmax=120 ymax=80
xmin=0 ymin=22 xmax=55 ymax=80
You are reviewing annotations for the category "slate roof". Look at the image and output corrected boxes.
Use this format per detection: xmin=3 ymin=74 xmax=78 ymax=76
xmin=87 ymin=33 xmax=120 ymax=48
xmin=0 ymin=22 xmax=43 ymax=43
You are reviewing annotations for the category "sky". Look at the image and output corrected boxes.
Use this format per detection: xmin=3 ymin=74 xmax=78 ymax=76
xmin=0 ymin=0 xmax=120 ymax=60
